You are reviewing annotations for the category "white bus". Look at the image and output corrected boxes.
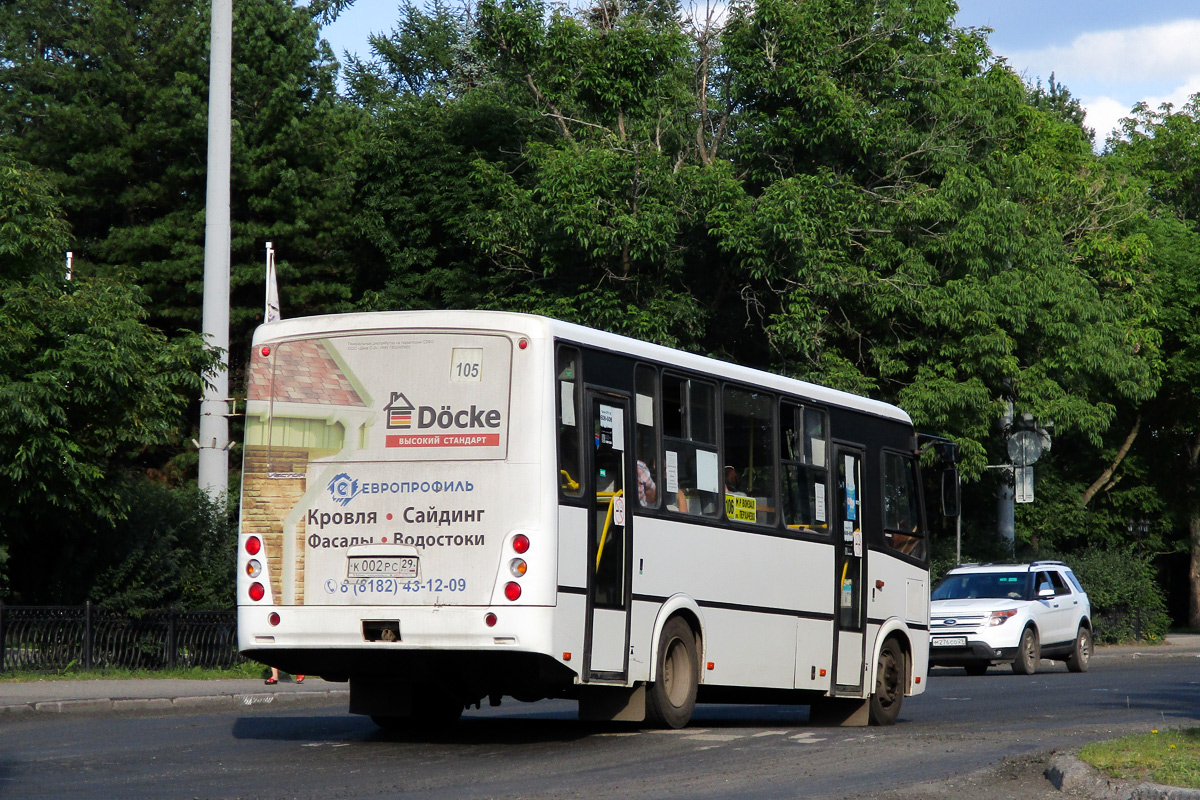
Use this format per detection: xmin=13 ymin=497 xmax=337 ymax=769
xmin=237 ymin=310 xmax=948 ymax=728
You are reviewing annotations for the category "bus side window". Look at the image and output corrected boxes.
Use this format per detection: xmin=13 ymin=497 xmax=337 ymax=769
xmin=557 ymin=347 xmax=584 ymax=498
xmin=634 ymin=364 xmax=660 ymax=509
xmin=722 ymin=386 xmax=777 ymax=526
xmin=662 ymin=373 xmax=718 ymax=516
xmin=882 ymin=451 xmax=924 ymax=558
xmin=781 ymin=402 xmax=828 ymax=533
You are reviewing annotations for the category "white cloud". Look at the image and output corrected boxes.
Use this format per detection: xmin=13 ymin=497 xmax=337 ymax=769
xmin=1083 ymin=76 xmax=1200 ymax=145
xmin=1008 ymin=19 xmax=1200 ymax=87
xmin=1081 ymin=95 xmax=1134 ymax=144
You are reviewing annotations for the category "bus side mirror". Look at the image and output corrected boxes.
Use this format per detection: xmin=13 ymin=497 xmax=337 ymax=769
xmin=941 ymin=468 xmax=960 ymax=519
xmin=928 ymin=440 xmax=960 ymax=518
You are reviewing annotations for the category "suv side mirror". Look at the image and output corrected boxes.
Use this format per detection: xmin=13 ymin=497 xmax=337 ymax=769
xmin=1038 ymin=586 xmax=1054 ymax=598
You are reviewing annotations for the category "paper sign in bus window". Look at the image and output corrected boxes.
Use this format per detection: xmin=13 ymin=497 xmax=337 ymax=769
xmin=697 ymin=449 xmax=719 ymax=493
xmin=725 ymin=494 xmax=756 ymax=522
xmin=598 ymin=405 xmax=624 ymax=450
xmin=665 ymin=450 xmax=679 ymax=493
xmin=609 ymin=406 xmax=625 ymax=450
xmin=636 ymin=393 xmax=654 ymax=426
xmin=561 ymin=382 xmax=576 ymax=426
xmin=844 ymin=455 xmax=858 ymax=520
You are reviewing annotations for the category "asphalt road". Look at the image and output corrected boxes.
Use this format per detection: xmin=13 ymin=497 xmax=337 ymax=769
xmin=2 ymin=642 xmax=1198 ymax=799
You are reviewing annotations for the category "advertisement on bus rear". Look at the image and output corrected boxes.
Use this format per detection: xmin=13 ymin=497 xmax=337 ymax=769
xmin=240 ymin=332 xmax=520 ymax=606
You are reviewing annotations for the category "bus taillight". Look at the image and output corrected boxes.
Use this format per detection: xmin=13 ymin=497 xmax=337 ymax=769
xmin=504 ymin=582 xmax=521 ymax=601
xmin=245 ymin=536 xmax=262 ymax=556
xmin=249 ymin=582 xmax=265 ymax=601
xmin=484 ymin=613 xmax=497 ymax=627
xmin=246 ymin=559 xmax=262 ymax=578
xmin=512 ymin=534 xmax=530 ymax=554
xmin=509 ymin=559 xmax=527 ymax=577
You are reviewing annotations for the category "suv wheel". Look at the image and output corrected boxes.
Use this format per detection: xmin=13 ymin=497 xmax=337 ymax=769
xmin=1012 ymin=627 xmax=1039 ymax=675
xmin=1066 ymin=626 xmax=1092 ymax=673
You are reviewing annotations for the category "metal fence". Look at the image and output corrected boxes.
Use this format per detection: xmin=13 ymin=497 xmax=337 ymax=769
xmin=0 ymin=603 xmax=241 ymax=672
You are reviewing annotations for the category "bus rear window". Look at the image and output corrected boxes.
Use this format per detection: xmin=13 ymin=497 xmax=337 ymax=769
xmin=557 ymin=347 xmax=584 ymax=497
xmin=245 ymin=332 xmax=512 ymax=466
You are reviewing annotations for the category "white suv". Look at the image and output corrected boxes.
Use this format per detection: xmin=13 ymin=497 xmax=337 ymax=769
xmin=929 ymin=562 xmax=1092 ymax=675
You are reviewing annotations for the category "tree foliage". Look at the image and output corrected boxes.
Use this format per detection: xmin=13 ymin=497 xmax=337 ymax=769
xmin=0 ymin=0 xmax=358 ymax=362
xmin=3 ymin=0 xmax=1200 ymax=624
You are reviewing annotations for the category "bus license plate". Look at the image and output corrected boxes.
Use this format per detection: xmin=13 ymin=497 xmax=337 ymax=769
xmin=347 ymin=556 xmax=419 ymax=580
xmin=932 ymin=636 xmax=966 ymax=647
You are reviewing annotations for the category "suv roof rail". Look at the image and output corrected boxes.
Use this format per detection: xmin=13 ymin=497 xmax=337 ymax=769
xmin=1029 ymin=560 xmax=1067 ymax=567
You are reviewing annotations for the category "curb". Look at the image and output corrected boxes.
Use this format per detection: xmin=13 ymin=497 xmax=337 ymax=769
xmin=0 ymin=688 xmax=349 ymax=719
xmin=1046 ymin=753 xmax=1200 ymax=800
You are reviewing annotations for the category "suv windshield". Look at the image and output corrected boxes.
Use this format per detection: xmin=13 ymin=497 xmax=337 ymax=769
xmin=932 ymin=572 xmax=1029 ymax=601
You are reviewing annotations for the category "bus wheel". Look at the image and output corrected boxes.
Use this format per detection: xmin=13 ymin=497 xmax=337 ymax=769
xmin=370 ymin=715 xmax=409 ymax=732
xmin=646 ymin=617 xmax=698 ymax=729
xmin=868 ymin=637 xmax=904 ymax=726
xmin=415 ymin=690 xmax=464 ymax=730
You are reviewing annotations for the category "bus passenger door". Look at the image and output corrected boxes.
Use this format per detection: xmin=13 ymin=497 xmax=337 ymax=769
xmin=584 ymin=393 xmax=632 ymax=680
xmin=833 ymin=446 xmax=867 ymax=693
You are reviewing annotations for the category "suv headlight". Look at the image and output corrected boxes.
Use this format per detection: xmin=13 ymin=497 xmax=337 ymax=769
xmin=988 ymin=609 xmax=1018 ymax=626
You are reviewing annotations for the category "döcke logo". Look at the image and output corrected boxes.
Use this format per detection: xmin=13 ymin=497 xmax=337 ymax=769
xmin=417 ymin=404 xmax=502 ymax=430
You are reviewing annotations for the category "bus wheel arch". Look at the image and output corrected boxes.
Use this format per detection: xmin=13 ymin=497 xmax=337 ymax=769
xmin=868 ymin=632 xmax=910 ymax=726
xmin=646 ymin=614 xmax=701 ymax=729
xmin=647 ymin=598 xmax=704 ymax=685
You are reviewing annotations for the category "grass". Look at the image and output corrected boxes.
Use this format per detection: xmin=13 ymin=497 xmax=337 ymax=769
xmin=1080 ymin=729 xmax=1200 ymax=789
xmin=0 ymin=662 xmax=266 ymax=683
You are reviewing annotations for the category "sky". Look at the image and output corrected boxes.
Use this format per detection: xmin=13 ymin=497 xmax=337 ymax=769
xmin=321 ymin=0 xmax=1200 ymax=147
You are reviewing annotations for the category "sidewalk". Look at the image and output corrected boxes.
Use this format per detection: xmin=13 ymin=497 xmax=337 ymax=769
xmin=3 ymin=634 xmax=1198 ymax=719
xmin=0 ymin=674 xmax=348 ymax=718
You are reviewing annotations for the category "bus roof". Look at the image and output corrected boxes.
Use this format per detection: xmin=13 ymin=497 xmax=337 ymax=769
xmin=254 ymin=310 xmax=912 ymax=425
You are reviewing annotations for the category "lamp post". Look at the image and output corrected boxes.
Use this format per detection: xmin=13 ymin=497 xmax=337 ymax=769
xmin=1128 ymin=518 xmax=1150 ymax=640
xmin=198 ymin=0 xmax=233 ymax=500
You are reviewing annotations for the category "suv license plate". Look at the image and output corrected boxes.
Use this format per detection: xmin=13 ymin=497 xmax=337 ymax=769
xmin=932 ymin=636 xmax=967 ymax=647
xmin=347 ymin=556 xmax=419 ymax=580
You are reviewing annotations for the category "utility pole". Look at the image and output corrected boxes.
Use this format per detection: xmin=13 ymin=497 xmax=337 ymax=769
xmin=997 ymin=401 xmax=1015 ymax=555
xmin=198 ymin=0 xmax=233 ymax=500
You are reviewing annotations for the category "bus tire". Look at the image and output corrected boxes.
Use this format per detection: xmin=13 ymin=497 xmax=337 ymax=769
xmin=370 ymin=715 xmax=409 ymax=732
xmin=646 ymin=617 xmax=699 ymax=729
xmin=370 ymin=690 xmax=463 ymax=734
xmin=868 ymin=637 xmax=904 ymax=726
xmin=1012 ymin=627 xmax=1039 ymax=675
xmin=415 ymin=690 xmax=464 ymax=729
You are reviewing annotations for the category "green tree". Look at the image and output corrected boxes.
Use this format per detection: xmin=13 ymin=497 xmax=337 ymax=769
xmin=0 ymin=158 xmax=214 ymax=601
xmin=0 ymin=274 xmax=213 ymax=602
xmin=353 ymin=0 xmax=1160 ymax=513
xmin=719 ymin=0 xmax=1158 ymax=490
xmin=0 ymin=0 xmax=357 ymax=361
xmin=0 ymin=154 xmax=71 ymax=281
xmin=1107 ymin=97 xmax=1200 ymax=626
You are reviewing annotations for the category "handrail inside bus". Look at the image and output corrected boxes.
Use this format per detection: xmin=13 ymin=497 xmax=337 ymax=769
xmin=594 ymin=489 xmax=624 ymax=573
xmin=560 ymin=469 xmax=580 ymax=491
